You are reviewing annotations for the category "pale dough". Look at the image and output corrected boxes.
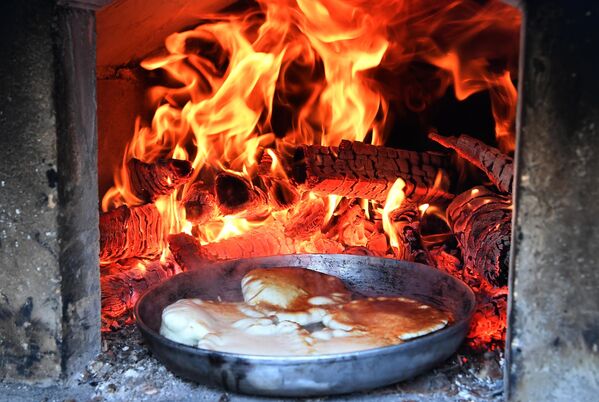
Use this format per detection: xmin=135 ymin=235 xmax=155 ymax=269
xmin=160 ymin=270 xmax=451 ymax=355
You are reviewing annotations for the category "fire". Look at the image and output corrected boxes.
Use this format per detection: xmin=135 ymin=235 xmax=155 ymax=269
xmin=382 ymin=178 xmax=406 ymax=250
xmin=100 ymin=0 xmax=521 ymax=343
xmin=102 ymin=0 xmax=519 ymax=237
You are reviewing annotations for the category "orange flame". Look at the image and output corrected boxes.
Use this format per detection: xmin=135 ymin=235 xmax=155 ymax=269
xmin=100 ymin=0 xmax=521 ymax=345
xmin=101 ymin=0 xmax=520 ymax=245
xmin=382 ymin=178 xmax=406 ymax=250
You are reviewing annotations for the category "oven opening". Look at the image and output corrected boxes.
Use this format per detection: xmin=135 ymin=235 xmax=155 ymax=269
xmin=96 ymin=0 xmax=519 ymax=396
xmin=3 ymin=0 xmax=599 ymax=400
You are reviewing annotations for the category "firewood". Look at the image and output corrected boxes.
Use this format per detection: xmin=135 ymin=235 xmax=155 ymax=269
xmin=366 ymin=232 xmax=389 ymax=256
xmin=325 ymin=202 xmax=376 ymax=248
xmin=344 ymin=246 xmax=375 ymax=256
xmin=214 ymin=172 xmax=269 ymax=217
xmin=468 ymin=288 xmax=508 ymax=348
xmin=428 ymin=132 xmax=513 ymax=194
xmin=390 ymin=207 xmax=434 ymax=266
xmin=101 ymin=259 xmax=178 ymax=331
xmin=168 ymin=232 xmax=209 ymax=271
xmin=182 ymin=181 xmax=218 ymax=225
xmin=447 ymin=186 xmax=511 ymax=287
xmin=100 ymin=257 xmax=145 ymax=276
xmin=262 ymin=177 xmax=300 ymax=211
xmin=169 ymin=222 xmax=343 ymax=263
xmin=290 ymin=140 xmax=453 ymax=204
xmin=430 ymin=242 xmax=507 ymax=347
xmin=429 ymin=245 xmax=462 ymax=276
xmin=284 ymin=196 xmax=326 ymax=239
xmin=192 ymin=222 xmax=294 ymax=260
xmin=256 ymin=150 xmax=300 ymax=210
xmin=99 ymin=204 xmax=163 ymax=265
xmin=127 ymin=158 xmax=193 ymax=202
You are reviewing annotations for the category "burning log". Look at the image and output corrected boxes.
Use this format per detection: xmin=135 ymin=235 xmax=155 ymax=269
xmin=447 ymin=186 xmax=511 ymax=287
xmin=182 ymin=181 xmax=218 ymax=225
xmin=169 ymin=226 xmax=292 ymax=262
xmin=332 ymin=203 xmax=370 ymax=247
xmin=100 ymin=204 xmax=163 ymax=265
xmin=168 ymin=233 xmax=209 ymax=271
xmin=344 ymin=246 xmax=375 ymax=256
xmin=214 ymin=172 xmax=269 ymax=217
xmin=182 ymin=223 xmax=294 ymax=260
xmin=169 ymin=223 xmax=343 ymax=263
xmin=256 ymin=151 xmax=300 ymax=210
xmin=262 ymin=177 xmax=300 ymax=211
xmin=390 ymin=207 xmax=434 ymax=266
xmin=324 ymin=201 xmax=383 ymax=249
xmin=367 ymin=232 xmax=389 ymax=256
xmin=128 ymin=158 xmax=193 ymax=202
xmin=284 ymin=196 xmax=326 ymax=238
xmin=291 ymin=140 xmax=453 ymax=204
xmin=100 ymin=257 xmax=144 ymax=277
xmin=469 ymin=289 xmax=508 ymax=348
xmin=101 ymin=259 xmax=178 ymax=331
xmin=430 ymin=245 xmax=462 ymax=276
xmin=428 ymin=132 xmax=513 ymax=194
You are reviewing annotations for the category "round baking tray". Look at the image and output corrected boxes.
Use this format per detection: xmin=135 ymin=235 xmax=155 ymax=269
xmin=135 ymin=254 xmax=475 ymax=397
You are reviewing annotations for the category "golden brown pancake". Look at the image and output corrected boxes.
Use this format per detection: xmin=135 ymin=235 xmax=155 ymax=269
xmin=309 ymin=328 xmax=387 ymax=354
xmin=240 ymin=267 xmax=352 ymax=325
xmin=321 ymin=297 xmax=450 ymax=343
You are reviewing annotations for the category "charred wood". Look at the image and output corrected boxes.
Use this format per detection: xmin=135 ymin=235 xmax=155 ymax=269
xmin=170 ymin=222 xmax=343 ymax=262
xmin=99 ymin=204 xmax=163 ymax=265
xmin=256 ymin=151 xmax=299 ymax=210
xmin=284 ymin=196 xmax=326 ymax=238
xmin=430 ymin=245 xmax=462 ymax=276
xmin=182 ymin=181 xmax=218 ymax=225
xmin=168 ymin=232 xmax=210 ymax=271
xmin=429 ymin=132 xmax=513 ymax=194
xmin=128 ymin=158 xmax=193 ymax=202
xmin=343 ymin=246 xmax=375 ymax=256
xmin=325 ymin=202 xmax=377 ymax=248
xmin=262 ymin=177 xmax=300 ymax=211
xmin=101 ymin=259 xmax=178 ymax=331
xmin=199 ymin=223 xmax=294 ymax=260
xmin=447 ymin=186 xmax=511 ymax=287
xmin=390 ymin=208 xmax=433 ymax=265
xmin=366 ymin=232 xmax=389 ymax=256
xmin=214 ymin=172 xmax=269 ymax=217
xmin=291 ymin=140 xmax=453 ymax=204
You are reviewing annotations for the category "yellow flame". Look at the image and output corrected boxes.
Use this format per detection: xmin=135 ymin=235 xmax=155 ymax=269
xmin=100 ymin=0 xmax=520 ymax=249
xmin=382 ymin=178 xmax=406 ymax=250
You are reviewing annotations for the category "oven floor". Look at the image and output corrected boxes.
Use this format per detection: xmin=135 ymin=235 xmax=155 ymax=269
xmin=1 ymin=325 xmax=503 ymax=401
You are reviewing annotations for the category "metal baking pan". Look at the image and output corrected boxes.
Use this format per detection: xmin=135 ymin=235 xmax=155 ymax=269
xmin=135 ymin=254 xmax=475 ymax=397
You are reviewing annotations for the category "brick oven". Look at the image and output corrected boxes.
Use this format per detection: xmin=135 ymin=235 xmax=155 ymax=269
xmin=0 ymin=0 xmax=598 ymax=400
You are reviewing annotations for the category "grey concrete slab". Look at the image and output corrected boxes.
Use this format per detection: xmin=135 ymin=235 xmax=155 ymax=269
xmin=507 ymin=1 xmax=599 ymax=400
xmin=0 ymin=0 xmax=100 ymax=383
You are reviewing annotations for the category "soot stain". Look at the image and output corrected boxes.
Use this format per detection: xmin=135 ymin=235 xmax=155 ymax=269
xmin=15 ymin=297 xmax=33 ymax=326
xmin=46 ymin=168 xmax=58 ymax=188
xmin=0 ymin=297 xmax=48 ymax=377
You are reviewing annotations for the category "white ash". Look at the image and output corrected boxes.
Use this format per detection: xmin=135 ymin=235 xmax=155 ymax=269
xmin=0 ymin=325 xmax=503 ymax=401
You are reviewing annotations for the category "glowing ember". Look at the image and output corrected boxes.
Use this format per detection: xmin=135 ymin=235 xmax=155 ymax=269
xmin=381 ymin=178 xmax=406 ymax=250
xmin=99 ymin=0 xmax=521 ymax=347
